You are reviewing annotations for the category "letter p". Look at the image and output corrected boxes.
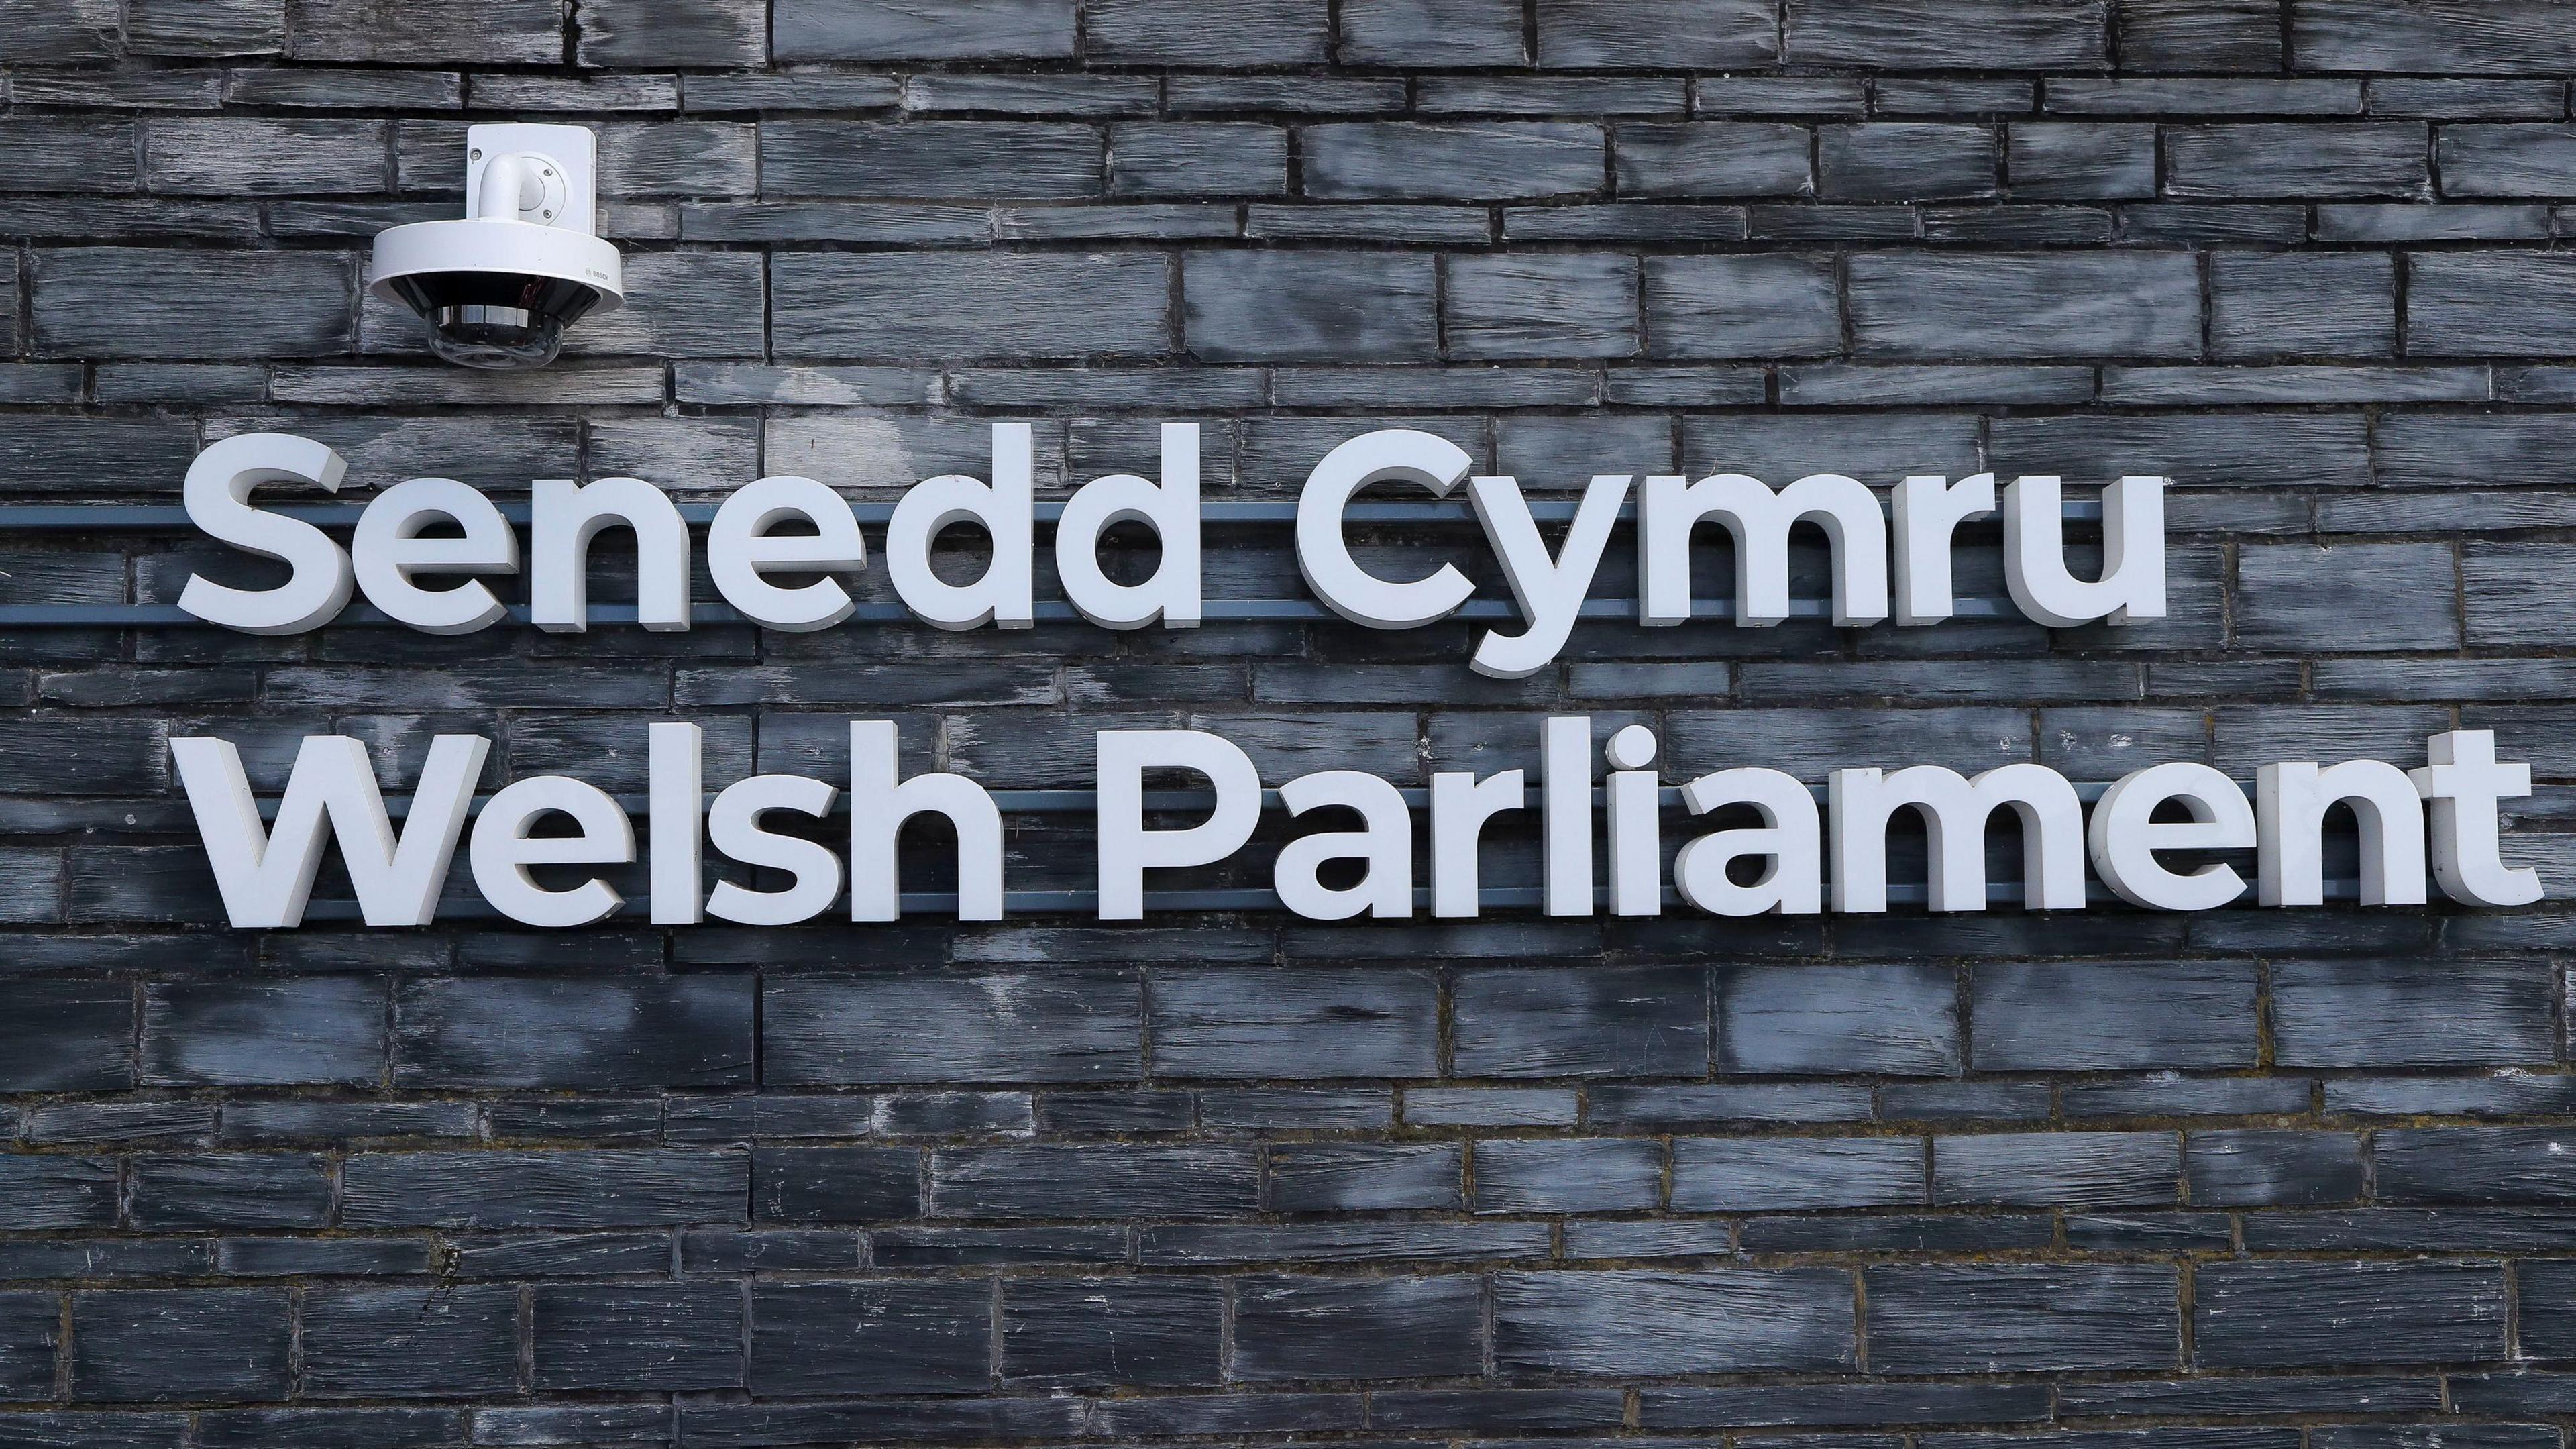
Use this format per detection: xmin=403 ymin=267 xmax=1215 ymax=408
xmin=1096 ymin=729 xmax=1262 ymax=920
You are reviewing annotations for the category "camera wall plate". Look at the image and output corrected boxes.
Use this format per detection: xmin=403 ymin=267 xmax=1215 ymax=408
xmin=464 ymin=123 xmax=597 ymax=236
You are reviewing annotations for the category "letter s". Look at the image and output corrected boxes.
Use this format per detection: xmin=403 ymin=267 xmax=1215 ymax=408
xmin=176 ymin=432 xmax=355 ymax=635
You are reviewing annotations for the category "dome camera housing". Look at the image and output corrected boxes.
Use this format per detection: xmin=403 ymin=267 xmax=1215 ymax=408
xmin=370 ymin=124 xmax=624 ymax=370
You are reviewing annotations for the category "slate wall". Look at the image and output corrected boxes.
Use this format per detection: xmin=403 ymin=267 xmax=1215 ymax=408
xmin=6 ymin=0 xmax=2576 ymax=1444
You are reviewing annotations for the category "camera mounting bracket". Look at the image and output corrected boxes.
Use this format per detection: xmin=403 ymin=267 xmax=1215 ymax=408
xmin=464 ymin=123 xmax=598 ymax=236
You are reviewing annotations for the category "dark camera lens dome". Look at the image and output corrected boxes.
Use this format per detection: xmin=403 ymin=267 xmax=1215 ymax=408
xmin=428 ymin=305 xmax=562 ymax=369
xmin=383 ymin=272 xmax=604 ymax=372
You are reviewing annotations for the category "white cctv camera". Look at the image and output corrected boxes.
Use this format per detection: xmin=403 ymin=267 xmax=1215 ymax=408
xmin=370 ymin=123 xmax=624 ymax=370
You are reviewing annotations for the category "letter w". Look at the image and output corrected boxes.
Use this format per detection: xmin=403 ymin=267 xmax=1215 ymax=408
xmin=171 ymin=735 xmax=490 ymax=928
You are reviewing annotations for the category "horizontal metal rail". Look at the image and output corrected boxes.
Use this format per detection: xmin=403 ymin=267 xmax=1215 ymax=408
xmin=0 ymin=498 xmax=2106 ymax=531
xmin=273 ymin=879 xmax=2358 ymax=921
xmin=245 ymin=780 xmax=2213 ymax=824
xmin=0 ymin=596 xmax=2025 ymax=628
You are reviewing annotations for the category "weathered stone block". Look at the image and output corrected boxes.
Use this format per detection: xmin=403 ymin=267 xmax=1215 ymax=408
xmin=1866 ymin=1265 xmax=2180 ymax=1373
xmin=580 ymin=0 xmax=764 ymax=64
xmin=1645 ymin=254 xmax=1840 ymax=358
xmin=286 ymin=0 xmax=561 ymax=61
xmin=1970 ymin=961 xmax=2257 ymax=1071
xmin=1184 ymin=251 xmax=1439 ymax=362
xmin=1342 ymin=0 xmax=1525 ymax=64
xmin=2292 ymin=0 xmax=2576 ymax=74
xmin=2166 ymin=122 xmax=2430 ymax=197
xmin=1821 ymin=123 xmax=1998 ymax=200
xmin=773 ymin=252 xmax=1169 ymax=360
xmin=761 ymin=121 xmax=1100 ymax=198
xmin=34 ymin=248 xmax=354 ymax=358
xmin=1494 ymin=1269 xmax=1856 ymax=1373
xmin=1786 ymin=0 xmax=2110 ymax=68
xmin=1447 ymin=253 xmax=1638 ymax=360
xmin=2209 ymin=251 xmax=2394 ymax=358
xmin=1849 ymin=251 xmax=2201 ymax=358
xmin=1538 ymin=0 xmax=1778 ymax=66
xmin=2194 ymin=1260 xmax=2506 ymax=1366
xmin=1302 ymin=123 xmax=1604 ymax=201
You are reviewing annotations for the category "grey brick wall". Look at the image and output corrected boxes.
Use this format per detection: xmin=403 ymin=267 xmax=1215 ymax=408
xmin=3 ymin=0 xmax=2576 ymax=1443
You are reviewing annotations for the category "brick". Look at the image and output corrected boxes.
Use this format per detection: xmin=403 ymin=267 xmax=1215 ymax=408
xmin=2185 ymin=1130 xmax=2366 ymax=1207
xmin=301 ymin=1285 xmax=519 ymax=1396
xmin=34 ymin=248 xmax=354 ymax=359
xmin=2513 ymin=1261 xmax=2576 ymax=1358
xmin=755 ymin=1147 xmax=921 ymax=1222
xmin=0 ymin=119 xmax=138 ymax=193
xmin=1083 ymin=0 xmax=1329 ymax=63
xmin=146 ymin=119 xmax=388 ymax=195
xmin=341 ymin=1150 xmax=747 ymax=1228
xmin=1150 ymin=969 xmax=1439 ymax=1079
xmin=599 ymin=123 xmax=757 ymax=197
xmin=2167 ymin=122 xmax=2428 ymax=197
xmin=1454 ymin=966 xmax=1709 ymax=1078
xmin=1644 ymin=254 xmax=1840 ymax=358
xmin=2009 ymin=123 xmax=2156 ymax=198
xmin=2210 ymin=252 xmax=2394 ymax=358
xmin=1109 ymin=123 xmax=1287 ymax=197
xmin=0 ymin=1293 xmax=56 ymax=1401
xmin=1474 ymin=1138 xmax=1665 ymax=1213
xmin=2292 ymin=0 xmax=2576 ymax=74
xmin=1970 ymin=961 xmax=2258 ymax=1071
xmin=1267 ymin=1142 xmax=1460 ymax=1211
xmin=2236 ymin=542 xmax=2456 ymax=651
xmin=749 ymin=1281 xmax=987 ymax=1394
xmin=1234 ymin=1275 xmax=1483 ymax=1380
xmin=1821 ymin=123 xmax=1998 ymax=200
xmin=761 ymin=121 xmax=1097 ymax=198
xmin=537 ymin=1284 xmax=744 ymax=1391
xmin=1617 ymin=123 xmax=1812 ymax=198
xmin=765 ymin=973 xmax=1142 ymax=1084
xmin=1934 ymin=1132 xmax=2181 ymax=1206
xmin=772 ymin=252 xmax=1166 ymax=360
xmin=2375 ymin=1129 xmax=2576 ymax=1205
xmin=1715 ymin=963 xmax=1959 ymax=1077
xmin=0 ymin=981 xmax=131 ymax=1091
xmin=2194 ymin=1260 xmax=2507 ymax=1366
xmin=1445 ymin=254 xmax=1638 ymax=360
xmin=2271 ymin=959 xmax=2554 ymax=1067
xmin=1342 ymin=0 xmax=1525 ymax=64
xmin=1786 ymin=0 xmax=2110 ymax=67
xmin=392 ymin=977 xmax=752 ymax=1089
xmin=1990 ymin=411 xmax=2371 ymax=488
xmin=1184 ymin=252 xmax=1439 ymax=362
xmin=1495 ymin=1269 xmax=1854 ymax=1373
xmin=141 ymin=979 xmax=384 ymax=1087
xmin=1540 ymin=0 xmax=1778 ymax=66
xmin=2440 ymin=125 xmax=2576 ymax=197
xmin=127 ymin=1154 xmax=329 ymax=1230
xmin=579 ymin=0 xmax=763 ymax=64
xmin=2118 ymin=0 xmax=2282 ymax=70
xmin=286 ymin=0 xmax=561 ymax=61
xmin=71 ymin=1289 xmax=290 ymax=1401
xmin=1003 ymin=1277 xmax=1223 ymax=1386
xmin=2466 ymin=543 xmax=2576 ymax=645
xmin=1867 ymin=1265 xmax=2180 ymax=1373
xmin=0 ymin=0 xmax=116 ymax=60
xmin=1303 ymin=123 xmax=1603 ymax=201
xmin=930 ymin=1144 xmax=1257 ymax=1218
xmin=1671 ymin=1136 xmax=1924 ymax=1211
xmin=1849 ymin=250 xmax=2202 ymax=358
xmin=2410 ymin=251 xmax=2576 ymax=356
xmin=774 ymin=0 xmax=1071 ymax=56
